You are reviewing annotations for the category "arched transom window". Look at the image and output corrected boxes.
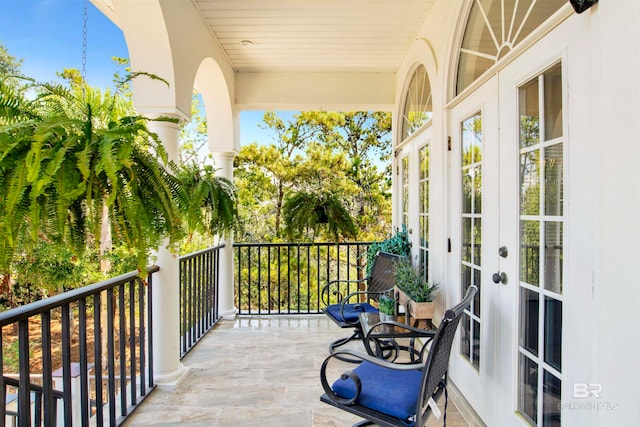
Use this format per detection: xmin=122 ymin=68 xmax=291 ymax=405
xmin=457 ymin=0 xmax=565 ymax=94
xmin=401 ymin=65 xmax=433 ymax=141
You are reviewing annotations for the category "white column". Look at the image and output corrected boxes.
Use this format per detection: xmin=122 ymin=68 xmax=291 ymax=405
xmin=147 ymin=116 xmax=188 ymax=388
xmin=212 ymin=151 xmax=238 ymax=319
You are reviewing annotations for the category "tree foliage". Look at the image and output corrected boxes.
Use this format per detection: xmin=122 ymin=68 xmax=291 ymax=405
xmin=234 ymin=111 xmax=392 ymax=242
xmin=0 ymin=42 xmax=23 ymax=83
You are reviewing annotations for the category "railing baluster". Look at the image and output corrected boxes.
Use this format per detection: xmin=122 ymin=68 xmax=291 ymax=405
xmin=306 ymin=245 xmax=311 ymax=313
xmin=214 ymin=248 xmax=220 ymax=321
xmin=315 ymin=246 xmax=322 ymax=312
xmin=326 ymin=246 xmax=331 ymax=302
xmin=1 ymin=327 xmax=5 ymax=427
xmin=128 ymin=280 xmax=137 ymax=407
xmin=61 ymin=305 xmax=72 ymax=426
xmin=147 ymin=272 xmax=155 ymax=388
xmin=196 ymin=256 xmax=201 ymax=339
xmin=198 ymin=253 xmax=204 ymax=329
xmin=202 ymin=253 xmax=213 ymax=331
xmin=180 ymin=262 xmax=186 ymax=354
xmin=79 ymin=298 xmax=90 ymax=426
xmin=40 ymin=311 xmax=53 ymax=427
xmin=138 ymin=278 xmax=146 ymax=397
xmin=237 ymin=246 xmax=242 ymax=313
xmin=287 ymin=246 xmax=291 ymax=314
xmin=267 ymin=247 xmax=272 ymax=312
xmin=257 ymin=245 xmax=262 ymax=314
xmin=277 ymin=246 xmax=282 ymax=314
xmin=296 ymin=245 xmax=301 ymax=314
xmin=189 ymin=257 xmax=195 ymax=348
xmin=34 ymin=393 xmax=41 ymax=427
xmin=17 ymin=319 xmax=30 ymax=427
xmin=94 ymin=292 xmax=104 ymax=427
xmin=204 ymin=251 xmax=210 ymax=327
xmin=107 ymin=288 xmax=116 ymax=425
xmin=118 ymin=283 xmax=127 ymax=417
xmin=247 ymin=247 xmax=252 ymax=315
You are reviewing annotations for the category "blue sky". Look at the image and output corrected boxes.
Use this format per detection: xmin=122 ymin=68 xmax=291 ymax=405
xmin=0 ymin=0 xmax=290 ymax=146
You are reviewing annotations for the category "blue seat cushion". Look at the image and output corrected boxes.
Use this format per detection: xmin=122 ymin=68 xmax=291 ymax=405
xmin=325 ymin=303 xmax=377 ymax=323
xmin=331 ymin=361 xmax=423 ymax=420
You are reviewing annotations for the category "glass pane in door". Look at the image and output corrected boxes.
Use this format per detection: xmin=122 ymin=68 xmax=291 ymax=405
xmin=518 ymin=63 xmax=564 ymax=426
xmin=419 ymin=144 xmax=430 ymax=281
xmin=402 ymin=155 xmax=409 ymax=228
xmin=460 ymin=112 xmax=483 ymax=371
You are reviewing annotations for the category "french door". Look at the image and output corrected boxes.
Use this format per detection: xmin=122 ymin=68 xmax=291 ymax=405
xmin=448 ymin=58 xmax=565 ymax=426
xmin=449 ymin=76 xmax=505 ymax=425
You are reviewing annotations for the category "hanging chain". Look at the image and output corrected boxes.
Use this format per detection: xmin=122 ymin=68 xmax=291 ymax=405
xmin=81 ymin=0 xmax=88 ymax=89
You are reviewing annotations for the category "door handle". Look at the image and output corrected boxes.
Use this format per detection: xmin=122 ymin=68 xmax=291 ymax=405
xmin=492 ymin=271 xmax=507 ymax=285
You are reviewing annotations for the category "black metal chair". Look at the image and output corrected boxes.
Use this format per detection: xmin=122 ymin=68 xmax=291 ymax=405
xmin=321 ymin=251 xmax=403 ymax=356
xmin=320 ymin=285 xmax=477 ymax=427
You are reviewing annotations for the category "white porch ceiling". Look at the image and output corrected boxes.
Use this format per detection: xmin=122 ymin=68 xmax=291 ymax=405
xmin=92 ymin=0 xmax=437 ymax=110
xmin=191 ymin=0 xmax=435 ymax=73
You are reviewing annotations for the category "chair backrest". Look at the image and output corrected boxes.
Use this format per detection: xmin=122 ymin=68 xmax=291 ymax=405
xmin=366 ymin=251 xmax=403 ymax=298
xmin=416 ymin=285 xmax=478 ymax=424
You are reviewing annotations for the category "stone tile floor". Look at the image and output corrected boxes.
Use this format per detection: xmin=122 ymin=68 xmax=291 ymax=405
xmin=123 ymin=315 xmax=472 ymax=427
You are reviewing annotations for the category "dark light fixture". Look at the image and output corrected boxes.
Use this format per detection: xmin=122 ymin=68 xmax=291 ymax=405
xmin=569 ymin=0 xmax=598 ymax=13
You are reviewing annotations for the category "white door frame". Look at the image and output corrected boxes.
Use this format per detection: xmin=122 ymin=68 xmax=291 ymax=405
xmin=446 ymin=75 xmax=501 ymax=425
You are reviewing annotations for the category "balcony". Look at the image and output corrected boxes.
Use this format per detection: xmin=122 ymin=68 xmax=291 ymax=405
xmin=1 ymin=242 xmax=478 ymax=426
xmin=124 ymin=315 xmax=472 ymax=427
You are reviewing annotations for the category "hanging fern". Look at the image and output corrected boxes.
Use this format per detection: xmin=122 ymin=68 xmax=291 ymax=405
xmin=0 ymin=76 xmax=182 ymax=296
xmin=171 ymin=162 xmax=239 ymax=243
xmin=283 ymin=190 xmax=357 ymax=241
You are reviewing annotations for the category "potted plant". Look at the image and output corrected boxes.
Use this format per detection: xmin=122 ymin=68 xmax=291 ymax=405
xmin=377 ymin=293 xmax=396 ymax=322
xmin=394 ymin=260 xmax=438 ymax=321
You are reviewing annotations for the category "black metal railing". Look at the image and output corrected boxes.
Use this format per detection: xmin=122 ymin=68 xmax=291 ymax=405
xmin=179 ymin=244 xmax=224 ymax=358
xmin=0 ymin=268 xmax=157 ymax=427
xmin=3 ymin=376 xmax=64 ymax=426
xmin=234 ymin=242 xmax=372 ymax=315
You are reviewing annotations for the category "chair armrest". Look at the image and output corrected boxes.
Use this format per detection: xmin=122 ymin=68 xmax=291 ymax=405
xmin=367 ymin=320 xmax=436 ymax=339
xmin=337 ymin=291 xmax=371 ymax=325
xmin=321 ymin=277 xmax=369 ymax=306
xmin=330 ymin=349 xmax=425 ymax=371
xmin=319 ymin=349 xmax=424 ymax=405
xmin=333 ymin=288 xmax=395 ymax=325
xmin=341 ymin=287 xmax=394 ymax=304
xmin=364 ymin=321 xmax=436 ymax=362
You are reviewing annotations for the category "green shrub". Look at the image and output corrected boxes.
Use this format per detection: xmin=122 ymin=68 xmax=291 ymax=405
xmin=365 ymin=226 xmax=411 ymax=276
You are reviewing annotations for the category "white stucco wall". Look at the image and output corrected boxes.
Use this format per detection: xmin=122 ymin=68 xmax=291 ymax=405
xmin=588 ymin=1 xmax=640 ymax=424
xmin=395 ymin=0 xmax=640 ymax=425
